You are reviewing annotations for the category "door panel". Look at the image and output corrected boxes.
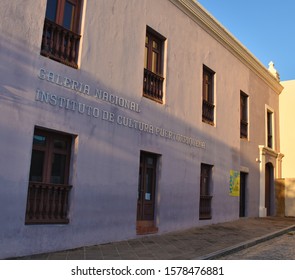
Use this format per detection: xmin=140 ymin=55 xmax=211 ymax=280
xmin=137 ymin=152 xmax=157 ymax=221
xmin=265 ymin=163 xmax=274 ymax=216
xmin=239 ymin=172 xmax=247 ymax=217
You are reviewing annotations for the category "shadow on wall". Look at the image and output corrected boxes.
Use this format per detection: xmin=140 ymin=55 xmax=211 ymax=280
xmin=0 ymin=28 xmax=262 ymax=258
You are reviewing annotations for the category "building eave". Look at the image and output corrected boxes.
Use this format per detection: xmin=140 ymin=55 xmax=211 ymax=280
xmin=169 ymin=0 xmax=284 ymax=94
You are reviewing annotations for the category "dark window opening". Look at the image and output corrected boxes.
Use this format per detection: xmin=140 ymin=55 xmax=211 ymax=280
xmin=202 ymin=66 xmax=215 ymax=124
xmin=143 ymin=27 xmax=165 ymax=103
xmin=199 ymin=163 xmax=213 ymax=220
xmin=240 ymin=92 xmax=248 ymax=139
xmin=25 ymin=128 xmax=73 ymax=224
xmin=41 ymin=0 xmax=82 ymax=68
xmin=267 ymin=111 xmax=273 ymax=149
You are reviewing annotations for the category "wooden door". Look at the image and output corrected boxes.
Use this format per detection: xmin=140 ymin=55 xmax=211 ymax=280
xmin=265 ymin=163 xmax=274 ymax=216
xmin=239 ymin=172 xmax=247 ymax=217
xmin=137 ymin=152 xmax=157 ymax=221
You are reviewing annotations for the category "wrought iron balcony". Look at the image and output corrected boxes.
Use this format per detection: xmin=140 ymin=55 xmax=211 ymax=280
xmin=41 ymin=18 xmax=81 ymax=68
xmin=25 ymin=182 xmax=72 ymax=224
xmin=240 ymin=119 xmax=248 ymax=138
xmin=199 ymin=195 xmax=212 ymax=220
xmin=143 ymin=68 xmax=164 ymax=102
xmin=202 ymin=100 xmax=215 ymax=124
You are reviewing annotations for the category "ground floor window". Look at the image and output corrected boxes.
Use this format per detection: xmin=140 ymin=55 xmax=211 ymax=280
xmin=25 ymin=127 xmax=73 ymax=224
xmin=199 ymin=163 xmax=213 ymax=220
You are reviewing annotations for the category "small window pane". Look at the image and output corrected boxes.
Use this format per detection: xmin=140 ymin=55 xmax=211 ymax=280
xmin=63 ymin=1 xmax=75 ymax=30
xmin=54 ymin=139 xmax=68 ymax=150
xmin=29 ymin=150 xmax=45 ymax=182
xmin=203 ymin=69 xmax=214 ymax=103
xmin=152 ymin=51 xmax=158 ymax=73
xmin=146 ymin=157 xmax=154 ymax=166
xmin=152 ymin=40 xmax=158 ymax=50
xmin=45 ymin=0 xmax=58 ymax=21
xmin=145 ymin=168 xmax=153 ymax=200
xmin=138 ymin=165 xmax=142 ymax=200
xmin=33 ymin=135 xmax=46 ymax=146
xmin=203 ymin=84 xmax=209 ymax=101
xmin=240 ymin=94 xmax=248 ymax=121
xmin=144 ymin=47 xmax=148 ymax=69
xmin=50 ymin=154 xmax=66 ymax=184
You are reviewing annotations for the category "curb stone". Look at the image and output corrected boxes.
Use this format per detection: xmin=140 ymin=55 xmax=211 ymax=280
xmin=195 ymin=225 xmax=295 ymax=260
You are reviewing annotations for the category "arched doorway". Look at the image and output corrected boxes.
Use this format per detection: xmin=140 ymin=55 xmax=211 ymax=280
xmin=265 ymin=162 xmax=274 ymax=216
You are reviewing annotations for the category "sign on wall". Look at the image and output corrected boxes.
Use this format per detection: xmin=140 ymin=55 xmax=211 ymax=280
xmin=35 ymin=68 xmax=206 ymax=150
xmin=229 ymin=170 xmax=240 ymax=196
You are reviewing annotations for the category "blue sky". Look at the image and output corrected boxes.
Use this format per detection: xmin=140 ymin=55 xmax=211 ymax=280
xmin=197 ymin=0 xmax=295 ymax=81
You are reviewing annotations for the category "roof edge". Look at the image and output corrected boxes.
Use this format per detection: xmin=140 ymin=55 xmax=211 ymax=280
xmin=169 ymin=0 xmax=284 ymax=94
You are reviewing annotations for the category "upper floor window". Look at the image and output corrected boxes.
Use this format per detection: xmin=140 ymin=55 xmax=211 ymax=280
xmin=240 ymin=91 xmax=248 ymax=139
xmin=41 ymin=0 xmax=82 ymax=68
xmin=143 ymin=27 xmax=165 ymax=103
xmin=202 ymin=66 xmax=215 ymax=125
xmin=267 ymin=110 xmax=274 ymax=149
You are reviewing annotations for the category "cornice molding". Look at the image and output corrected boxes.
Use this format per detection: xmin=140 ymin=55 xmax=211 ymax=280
xmin=169 ymin=0 xmax=284 ymax=94
xmin=259 ymin=145 xmax=280 ymax=158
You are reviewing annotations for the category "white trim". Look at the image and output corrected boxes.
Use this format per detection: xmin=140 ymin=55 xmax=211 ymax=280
xmin=162 ymin=35 xmax=168 ymax=105
xmin=77 ymin=0 xmax=87 ymax=68
xmin=240 ymin=166 xmax=249 ymax=173
xmin=258 ymin=145 xmax=280 ymax=217
xmin=169 ymin=0 xmax=283 ymax=94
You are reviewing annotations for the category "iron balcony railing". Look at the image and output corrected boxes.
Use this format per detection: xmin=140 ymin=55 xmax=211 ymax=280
xmin=199 ymin=195 xmax=212 ymax=220
xmin=41 ymin=18 xmax=81 ymax=68
xmin=143 ymin=68 xmax=164 ymax=102
xmin=240 ymin=119 xmax=248 ymax=138
xmin=25 ymin=182 xmax=72 ymax=224
xmin=202 ymin=100 xmax=215 ymax=124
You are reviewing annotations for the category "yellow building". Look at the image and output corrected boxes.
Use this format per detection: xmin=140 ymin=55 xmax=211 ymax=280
xmin=280 ymin=80 xmax=295 ymax=216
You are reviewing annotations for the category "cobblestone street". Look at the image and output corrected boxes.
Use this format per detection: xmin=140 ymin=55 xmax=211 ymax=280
xmin=217 ymin=231 xmax=295 ymax=260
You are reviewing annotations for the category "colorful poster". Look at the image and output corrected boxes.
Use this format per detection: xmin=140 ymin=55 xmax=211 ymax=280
xmin=229 ymin=170 xmax=240 ymax=196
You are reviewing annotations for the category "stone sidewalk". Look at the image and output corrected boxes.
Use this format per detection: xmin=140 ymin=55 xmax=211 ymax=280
xmin=11 ymin=217 xmax=295 ymax=260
